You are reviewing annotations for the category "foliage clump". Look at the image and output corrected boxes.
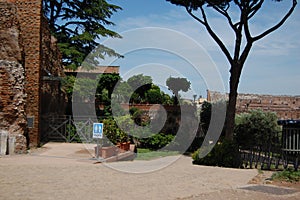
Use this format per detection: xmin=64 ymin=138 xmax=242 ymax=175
xmin=234 ymin=109 xmax=281 ymax=153
xmin=192 ymin=108 xmax=281 ymax=169
xmin=272 ymin=169 xmax=300 ymax=182
xmin=192 ymin=139 xmax=241 ymax=168
xmin=43 ymin=0 xmax=122 ymax=69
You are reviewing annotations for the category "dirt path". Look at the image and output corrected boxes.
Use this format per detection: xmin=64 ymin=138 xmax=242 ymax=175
xmin=0 ymin=142 xmax=299 ymax=200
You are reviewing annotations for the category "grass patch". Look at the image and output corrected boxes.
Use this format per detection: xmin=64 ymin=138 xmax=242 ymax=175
xmin=135 ymin=148 xmax=180 ymax=160
xmin=271 ymin=169 xmax=300 ymax=182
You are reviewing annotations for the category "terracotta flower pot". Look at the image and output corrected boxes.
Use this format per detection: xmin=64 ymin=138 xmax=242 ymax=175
xmin=118 ymin=141 xmax=130 ymax=152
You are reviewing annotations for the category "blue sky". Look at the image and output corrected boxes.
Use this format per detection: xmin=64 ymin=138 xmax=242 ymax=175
xmin=98 ymin=0 xmax=300 ymax=99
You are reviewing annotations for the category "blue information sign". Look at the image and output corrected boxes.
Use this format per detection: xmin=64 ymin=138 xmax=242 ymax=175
xmin=93 ymin=123 xmax=103 ymax=139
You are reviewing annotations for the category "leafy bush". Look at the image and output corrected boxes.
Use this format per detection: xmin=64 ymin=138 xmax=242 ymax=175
xmin=139 ymin=133 xmax=174 ymax=150
xmin=103 ymin=118 xmax=128 ymax=144
xmin=192 ymin=139 xmax=241 ymax=168
xmin=66 ymin=124 xmax=81 ymax=143
xmin=145 ymin=88 xmax=163 ymax=104
xmin=234 ymin=109 xmax=281 ymax=151
xmin=271 ymin=169 xmax=300 ymax=182
xmin=129 ymin=107 xmax=145 ymax=126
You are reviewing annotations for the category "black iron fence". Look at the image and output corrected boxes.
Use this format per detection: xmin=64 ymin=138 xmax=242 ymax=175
xmin=41 ymin=115 xmax=99 ymax=143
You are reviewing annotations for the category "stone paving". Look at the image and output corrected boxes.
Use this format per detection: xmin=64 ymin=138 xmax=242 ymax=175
xmin=0 ymin=142 xmax=299 ymax=200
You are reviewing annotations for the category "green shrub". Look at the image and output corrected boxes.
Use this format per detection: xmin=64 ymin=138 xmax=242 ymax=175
xmin=234 ymin=109 xmax=281 ymax=151
xmin=192 ymin=139 xmax=241 ymax=168
xmin=129 ymin=107 xmax=145 ymax=126
xmin=139 ymin=133 xmax=174 ymax=150
xmin=103 ymin=118 xmax=128 ymax=144
xmin=66 ymin=124 xmax=82 ymax=143
xmin=192 ymin=146 xmax=217 ymax=166
xmin=271 ymin=169 xmax=300 ymax=182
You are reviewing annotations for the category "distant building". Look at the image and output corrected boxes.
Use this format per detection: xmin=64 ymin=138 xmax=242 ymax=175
xmin=207 ymin=90 xmax=300 ymax=120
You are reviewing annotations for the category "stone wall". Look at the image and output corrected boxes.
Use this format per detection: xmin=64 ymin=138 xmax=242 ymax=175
xmin=0 ymin=0 xmax=65 ymax=149
xmin=15 ymin=0 xmax=43 ymax=147
xmin=0 ymin=61 xmax=27 ymax=153
xmin=0 ymin=2 xmax=27 ymax=154
xmin=0 ymin=2 xmax=23 ymax=63
xmin=207 ymin=90 xmax=300 ymax=120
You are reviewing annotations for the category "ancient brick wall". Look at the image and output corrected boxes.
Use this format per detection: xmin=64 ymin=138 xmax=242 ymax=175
xmin=0 ymin=2 xmax=23 ymax=63
xmin=0 ymin=0 xmax=66 ymax=148
xmin=14 ymin=0 xmax=43 ymax=146
xmin=41 ymin=15 xmax=64 ymax=77
xmin=0 ymin=61 xmax=27 ymax=153
xmin=0 ymin=2 xmax=27 ymax=153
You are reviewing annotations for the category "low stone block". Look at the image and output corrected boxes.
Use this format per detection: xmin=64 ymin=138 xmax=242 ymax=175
xmin=0 ymin=130 xmax=8 ymax=155
xmin=8 ymin=136 xmax=15 ymax=155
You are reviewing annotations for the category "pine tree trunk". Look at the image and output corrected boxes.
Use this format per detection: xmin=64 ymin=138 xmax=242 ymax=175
xmin=224 ymin=63 xmax=242 ymax=140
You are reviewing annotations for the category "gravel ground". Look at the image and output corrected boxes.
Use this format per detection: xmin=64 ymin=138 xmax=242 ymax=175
xmin=0 ymin=142 xmax=299 ymax=200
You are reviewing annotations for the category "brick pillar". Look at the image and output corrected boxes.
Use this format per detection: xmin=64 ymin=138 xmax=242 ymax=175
xmin=16 ymin=0 xmax=42 ymax=147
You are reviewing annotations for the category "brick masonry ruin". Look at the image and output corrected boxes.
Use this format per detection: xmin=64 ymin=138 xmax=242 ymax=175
xmin=207 ymin=90 xmax=300 ymax=120
xmin=0 ymin=0 xmax=65 ymax=153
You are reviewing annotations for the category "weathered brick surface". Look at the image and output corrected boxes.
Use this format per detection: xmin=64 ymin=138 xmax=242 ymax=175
xmin=0 ymin=0 xmax=65 ymax=148
xmin=0 ymin=2 xmax=27 ymax=153
xmin=0 ymin=2 xmax=23 ymax=62
xmin=0 ymin=61 xmax=27 ymax=153
xmin=14 ymin=0 xmax=43 ymax=146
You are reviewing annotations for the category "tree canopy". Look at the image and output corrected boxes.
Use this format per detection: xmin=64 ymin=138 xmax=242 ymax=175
xmin=166 ymin=0 xmax=297 ymax=139
xmin=97 ymin=73 xmax=121 ymax=100
xmin=166 ymin=77 xmax=191 ymax=105
xmin=127 ymin=74 xmax=153 ymax=102
xmin=43 ymin=0 xmax=123 ymax=69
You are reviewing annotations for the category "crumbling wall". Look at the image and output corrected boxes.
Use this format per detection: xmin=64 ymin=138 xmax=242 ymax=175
xmin=0 ymin=0 xmax=66 ymax=148
xmin=0 ymin=61 xmax=27 ymax=153
xmin=0 ymin=2 xmax=27 ymax=154
xmin=0 ymin=2 xmax=23 ymax=63
xmin=14 ymin=0 xmax=43 ymax=147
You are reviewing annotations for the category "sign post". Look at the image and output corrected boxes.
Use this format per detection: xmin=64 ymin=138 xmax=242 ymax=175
xmin=93 ymin=123 xmax=103 ymax=161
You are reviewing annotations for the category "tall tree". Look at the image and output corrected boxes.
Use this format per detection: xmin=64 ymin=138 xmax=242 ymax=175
xmin=43 ymin=0 xmax=122 ymax=69
xmin=166 ymin=0 xmax=297 ymax=139
xmin=166 ymin=77 xmax=191 ymax=105
xmin=127 ymin=74 xmax=153 ymax=101
xmin=97 ymin=73 xmax=121 ymax=100
xmin=145 ymin=85 xmax=164 ymax=104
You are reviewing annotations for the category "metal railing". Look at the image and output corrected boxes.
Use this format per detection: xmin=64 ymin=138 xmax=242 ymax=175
xmin=41 ymin=115 xmax=99 ymax=143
